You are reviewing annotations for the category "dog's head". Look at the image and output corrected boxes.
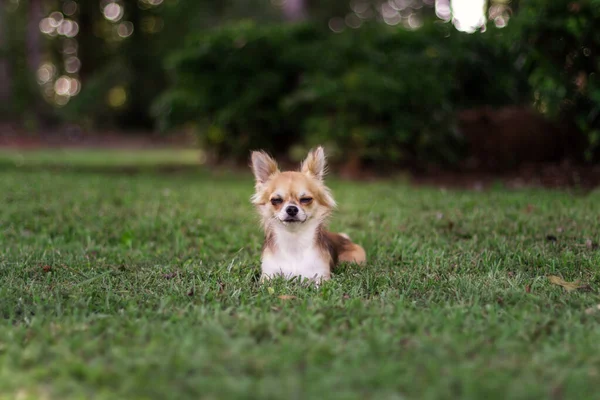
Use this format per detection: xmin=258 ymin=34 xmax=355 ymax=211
xmin=250 ymin=147 xmax=336 ymax=229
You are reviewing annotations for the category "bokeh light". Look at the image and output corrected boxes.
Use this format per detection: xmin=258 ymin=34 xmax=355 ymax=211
xmin=108 ymin=86 xmax=128 ymax=108
xmin=328 ymin=17 xmax=345 ymax=33
xmin=49 ymin=12 xmax=64 ymax=28
xmin=39 ymin=18 xmax=55 ymax=35
xmin=117 ymin=21 xmax=135 ymax=38
xmin=29 ymin=0 xmax=519 ymax=111
xmin=36 ymin=63 xmax=56 ymax=85
xmin=345 ymin=13 xmax=362 ymax=29
xmin=63 ymin=39 xmax=78 ymax=55
xmin=65 ymin=56 xmax=81 ymax=74
xmin=63 ymin=1 xmax=78 ymax=16
xmin=54 ymin=76 xmax=72 ymax=96
xmin=451 ymin=0 xmax=486 ymax=33
xmin=103 ymin=3 xmax=124 ymax=22
xmin=435 ymin=0 xmax=451 ymax=22
xmin=381 ymin=2 xmax=401 ymax=26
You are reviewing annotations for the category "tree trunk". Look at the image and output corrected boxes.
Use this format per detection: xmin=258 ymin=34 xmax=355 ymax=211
xmin=25 ymin=0 xmax=44 ymax=127
xmin=0 ymin=0 xmax=11 ymax=108
xmin=282 ymin=0 xmax=306 ymax=21
xmin=26 ymin=0 xmax=43 ymax=74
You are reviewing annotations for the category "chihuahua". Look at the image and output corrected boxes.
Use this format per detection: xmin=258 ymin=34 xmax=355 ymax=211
xmin=250 ymin=146 xmax=366 ymax=282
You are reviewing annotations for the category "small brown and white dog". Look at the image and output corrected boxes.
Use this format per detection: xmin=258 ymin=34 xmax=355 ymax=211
xmin=250 ymin=146 xmax=366 ymax=282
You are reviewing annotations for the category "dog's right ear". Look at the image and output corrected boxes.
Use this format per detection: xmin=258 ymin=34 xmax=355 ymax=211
xmin=250 ymin=151 xmax=279 ymax=185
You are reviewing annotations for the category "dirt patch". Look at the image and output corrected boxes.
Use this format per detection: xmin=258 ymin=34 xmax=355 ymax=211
xmin=408 ymin=162 xmax=600 ymax=191
xmin=0 ymin=123 xmax=194 ymax=149
xmin=2 ymin=123 xmax=599 ymax=191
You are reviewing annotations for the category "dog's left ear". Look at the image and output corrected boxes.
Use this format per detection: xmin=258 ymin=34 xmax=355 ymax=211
xmin=301 ymin=146 xmax=327 ymax=181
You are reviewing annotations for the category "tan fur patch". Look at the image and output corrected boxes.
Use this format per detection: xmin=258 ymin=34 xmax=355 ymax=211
xmin=318 ymin=229 xmax=366 ymax=268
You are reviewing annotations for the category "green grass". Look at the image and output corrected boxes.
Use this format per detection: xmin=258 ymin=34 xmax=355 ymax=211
xmin=1 ymin=149 xmax=600 ymax=400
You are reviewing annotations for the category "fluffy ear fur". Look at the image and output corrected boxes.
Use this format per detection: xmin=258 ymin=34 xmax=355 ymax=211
xmin=251 ymin=151 xmax=279 ymax=185
xmin=301 ymin=146 xmax=327 ymax=181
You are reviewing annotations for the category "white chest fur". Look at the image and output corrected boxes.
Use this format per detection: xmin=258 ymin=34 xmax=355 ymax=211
xmin=261 ymin=224 xmax=330 ymax=281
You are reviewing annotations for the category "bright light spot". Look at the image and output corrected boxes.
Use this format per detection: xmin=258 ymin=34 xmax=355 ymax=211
xmin=382 ymin=2 xmax=401 ymax=25
xmin=54 ymin=76 xmax=71 ymax=96
xmin=65 ymin=57 xmax=81 ymax=73
xmin=117 ymin=21 xmax=134 ymax=38
xmin=435 ymin=0 xmax=451 ymax=21
xmin=489 ymin=4 xmax=511 ymax=28
xmin=384 ymin=13 xmax=402 ymax=25
xmin=451 ymin=0 xmax=486 ymax=33
xmin=408 ymin=13 xmax=423 ymax=29
xmin=57 ymin=19 xmax=72 ymax=35
xmin=381 ymin=2 xmax=398 ymax=19
xmin=328 ymin=17 xmax=345 ymax=33
xmin=103 ymin=3 xmax=123 ymax=22
xmin=39 ymin=18 xmax=55 ymax=34
xmin=108 ymin=86 xmax=127 ymax=108
xmin=49 ymin=11 xmax=64 ymax=27
xmin=145 ymin=0 xmax=163 ymax=5
xmin=36 ymin=63 xmax=55 ymax=84
xmin=37 ymin=69 xmax=51 ymax=84
xmin=389 ymin=0 xmax=408 ymax=11
xmin=345 ymin=13 xmax=362 ymax=29
xmin=68 ymin=78 xmax=81 ymax=96
xmin=63 ymin=0 xmax=77 ymax=16
xmin=66 ymin=21 xmax=79 ymax=37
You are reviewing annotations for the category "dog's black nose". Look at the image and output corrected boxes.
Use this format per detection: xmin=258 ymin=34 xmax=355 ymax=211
xmin=286 ymin=205 xmax=299 ymax=216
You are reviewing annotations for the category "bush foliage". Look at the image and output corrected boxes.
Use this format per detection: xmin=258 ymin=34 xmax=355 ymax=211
xmin=155 ymin=21 xmax=529 ymax=167
xmin=510 ymin=0 xmax=600 ymax=161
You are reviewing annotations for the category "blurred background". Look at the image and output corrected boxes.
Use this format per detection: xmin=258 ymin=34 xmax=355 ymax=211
xmin=0 ymin=0 xmax=599 ymax=184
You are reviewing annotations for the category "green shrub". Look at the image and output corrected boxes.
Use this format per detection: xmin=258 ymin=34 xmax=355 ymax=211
xmin=154 ymin=22 xmax=325 ymax=162
xmin=510 ymin=0 xmax=600 ymax=161
xmin=286 ymin=24 xmax=529 ymax=167
xmin=155 ymin=21 xmax=529 ymax=167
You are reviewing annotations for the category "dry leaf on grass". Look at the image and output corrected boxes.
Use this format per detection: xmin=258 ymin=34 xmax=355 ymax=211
xmin=277 ymin=295 xmax=296 ymax=300
xmin=548 ymin=275 xmax=585 ymax=292
xmin=585 ymin=304 xmax=600 ymax=315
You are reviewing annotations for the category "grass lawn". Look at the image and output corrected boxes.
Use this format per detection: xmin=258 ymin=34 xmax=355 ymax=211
xmin=1 ymin=149 xmax=600 ymax=400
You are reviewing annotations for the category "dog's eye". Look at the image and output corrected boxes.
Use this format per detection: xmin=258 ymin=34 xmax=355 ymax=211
xmin=270 ymin=198 xmax=283 ymax=206
xmin=300 ymin=197 xmax=313 ymax=204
